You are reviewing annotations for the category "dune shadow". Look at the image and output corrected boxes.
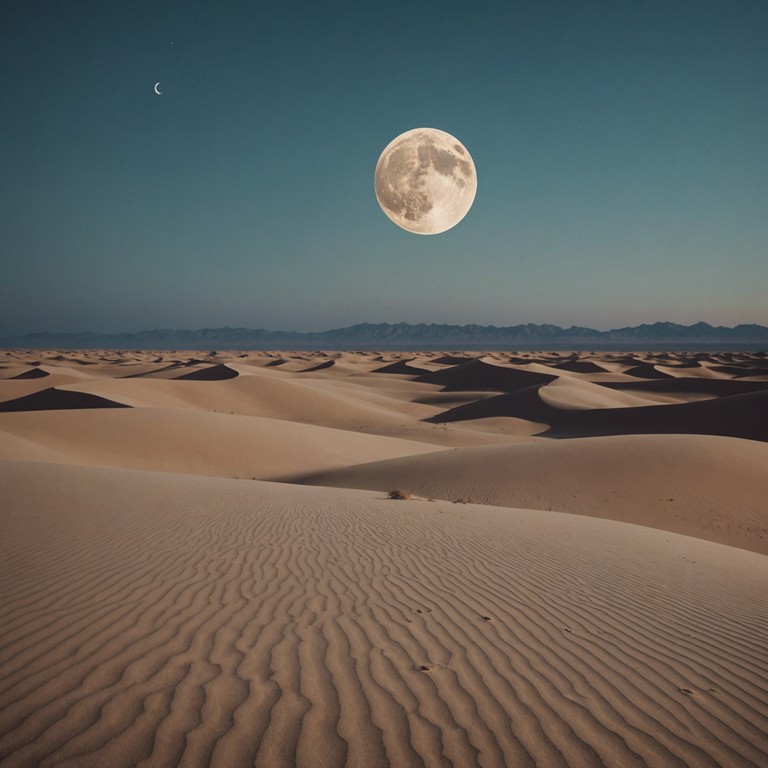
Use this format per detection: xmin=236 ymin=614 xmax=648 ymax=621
xmin=0 ymin=388 xmax=132 ymax=413
xmin=174 ymin=364 xmax=239 ymax=381
xmin=10 ymin=368 xmax=50 ymax=380
xmin=428 ymin=385 xmax=768 ymax=442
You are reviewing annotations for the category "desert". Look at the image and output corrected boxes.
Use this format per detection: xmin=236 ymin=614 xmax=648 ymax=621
xmin=6 ymin=0 xmax=767 ymax=764
xmin=1 ymin=347 xmax=767 ymax=767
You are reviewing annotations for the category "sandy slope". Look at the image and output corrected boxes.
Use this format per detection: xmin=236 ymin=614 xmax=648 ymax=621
xmin=1 ymin=461 xmax=767 ymax=768
xmin=538 ymin=376 xmax=672 ymax=409
xmin=0 ymin=408 xmax=445 ymax=479
xmin=289 ymin=433 xmax=768 ymax=554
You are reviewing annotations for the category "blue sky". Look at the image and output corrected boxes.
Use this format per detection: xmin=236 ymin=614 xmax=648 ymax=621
xmin=1 ymin=0 xmax=766 ymax=334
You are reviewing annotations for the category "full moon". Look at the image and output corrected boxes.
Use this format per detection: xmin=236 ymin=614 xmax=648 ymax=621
xmin=374 ymin=127 xmax=477 ymax=235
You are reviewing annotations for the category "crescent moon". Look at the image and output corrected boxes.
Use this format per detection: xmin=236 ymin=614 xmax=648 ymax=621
xmin=154 ymin=82 xmax=162 ymax=95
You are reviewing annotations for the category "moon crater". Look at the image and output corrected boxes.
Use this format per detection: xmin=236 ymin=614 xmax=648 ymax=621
xmin=375 ymin=128 xmax=477 ymax=235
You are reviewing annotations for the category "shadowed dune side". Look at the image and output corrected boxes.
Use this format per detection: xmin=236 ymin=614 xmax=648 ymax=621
xmin=657 ymin=363 xmax=744 ymax=380
xmin=289 ymin=433 xmax=768 ymax=555
xmin=9 ymin=369 xmax=49 ymax=380
xmin=180 ymin=358 xmax=213 ymax=366
xmin=174 ymin=364 xmax=240 ymax=381
xmin=40 ymin=354 xmax=97 ymax=365
xmin=624 ymin=364 xmax=675 ymax=379
xmin=0 ymin=461 xmax=766 ymax=768
xmin=657 ymin=359 xmax=703 ymax=369
xmin=551 ymin=360 xmax=608 ymax=373
xmin=373 ymin=359 xmax=434 ymax=375
xmin=603 ymin=355 xmax=645 ymax=366
xmin=411 ymin=391 xmax=499 ymax=407
xmin=431 ymin=385 xmax=768 ymax=442
xmin=300 ymin=359 xmax=336 ymax=372
xmin=543 ymin=388 xmax=768 ymax=441
xmin=426 ymin=385 xmax=580 ymax=423
xmin=602 ymin=378 xmax=768 ymax=397
xmin=430 ymin=355 xmax=477 ymax=365
xmin=292 ymin=358 xmax=386 ymax=376
xmin=416 ymin=358 xmax=557 ymax=392
xmin=712 ymin=365 xmax=768 ymax=378
xmin=0 ymin=375 xmax=108 ymax=405
xmin=29 ymin=363 xmax=137 ymax=380
xmin=118 ymin=362 xmax=197 ymax=379
xmin=0 ymin=388 xmax=131 ymax=413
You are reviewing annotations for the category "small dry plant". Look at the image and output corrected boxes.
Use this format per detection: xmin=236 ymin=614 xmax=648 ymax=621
xmin=387 ymin=489 xmax=411 ymax=500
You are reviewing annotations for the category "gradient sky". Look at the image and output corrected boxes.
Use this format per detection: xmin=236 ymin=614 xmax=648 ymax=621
xmin=2 ymin=0 xmax=766 ymax=335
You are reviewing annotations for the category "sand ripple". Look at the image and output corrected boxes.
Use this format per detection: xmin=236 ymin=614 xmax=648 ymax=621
xmin=1 ymin=462 xmax=766 ymax=768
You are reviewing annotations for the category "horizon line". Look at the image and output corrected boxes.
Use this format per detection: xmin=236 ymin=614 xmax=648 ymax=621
xmin=3 ymin=319 xmax=768 ymax=338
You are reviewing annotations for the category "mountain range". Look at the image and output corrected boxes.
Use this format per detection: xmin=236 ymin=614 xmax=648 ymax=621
xmin=2 ymin=322 xmax=767 ymax=350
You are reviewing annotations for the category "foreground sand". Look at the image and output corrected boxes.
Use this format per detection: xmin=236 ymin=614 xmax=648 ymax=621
xmin=1 ymin=348 xmax=767 ymax=767
xmin=2 ymin=462 xmax=767 ymax=768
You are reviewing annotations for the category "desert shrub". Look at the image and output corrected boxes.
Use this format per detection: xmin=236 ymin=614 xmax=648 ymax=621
xmin=387 ymin=489 xmax=411 ymax=500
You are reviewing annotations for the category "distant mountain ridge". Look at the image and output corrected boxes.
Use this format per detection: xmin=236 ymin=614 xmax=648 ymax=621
xmin=2 ymin=322 xmax=767 ymax=350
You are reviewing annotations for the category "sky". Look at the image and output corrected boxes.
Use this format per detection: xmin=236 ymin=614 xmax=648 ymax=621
xmin=1 ymin=0 xmax=766 ymax=335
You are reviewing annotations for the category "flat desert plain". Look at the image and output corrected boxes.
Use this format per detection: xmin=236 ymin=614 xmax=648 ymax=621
xmin=1 ymin=348 xmax=767 ymax=768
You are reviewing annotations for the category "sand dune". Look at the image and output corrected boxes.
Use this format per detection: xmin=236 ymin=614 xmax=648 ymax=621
xmin=603 ymin=377 xmax=768 ymax=397
xmin=624 ymin=363 xmax=675 ymax=379
xmin=0 ymin=408 xmax=443 ymax=479
xmin=119 ymin=361 xmax=217 ymax=379
xmin=174 ymin=363 xmax=240 ymax=381
xmin=543 ymin=388 xmax=768 ymax=441
xmin=432 ymin=385 xmax=768 ymax=441
xmin=0 ymin=387 xmax=131 ymax=413
xmin=299 ymin=359 xmax=336 ymax=372
xmin=1 ymin=461 xmax=766 ymax=768
xmin=45 ymin=373 xmax=511 ymax=448
xmin=551 ymin=359 xmax=608 ymax=373
xmin=712 ymin=364 xmax=768 ymax=378
xmin=52 ymin=374 xmax=416 ymax=424
xmin=0 ymin=375 xmax=93 ymax=405
xmin=431 ymin=354 xmax=477 ymax=365
xmin=9 ymin=368 xmax=49 ymax=380
xmin=538 ymin=376 xmax=672 ymax=409
xmin=0 ymin=366 xmax=40 ymax=381
xmin=1 ymin=348 xmax=766 ymax=767
xmin=416 ymin=357 xmax=557 ymax=391
xmin=289 ymin=433 xmax=768 ymax=554
xmin=373 ymin=359 xmax=434 ymax=375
